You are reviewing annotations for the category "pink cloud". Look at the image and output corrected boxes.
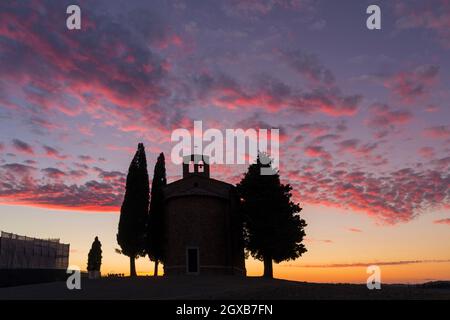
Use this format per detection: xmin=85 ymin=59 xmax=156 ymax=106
xmin=418 ymin=146 xmax=435 ymax=158
xmin=29 ymin=117 xmax=60 ymax=131
xmin=383 ymin=64 xmax=439 ymax=103
xmin=367 ymin=104 xmax=413 ymax=128
xmin=106 ymin=144 xmax=136 ymax=153
xmin=0 ymin=1 xmax=184 ymax=138
xmin=43 ymin=145 xmax=68 ymax=160
xmin=234 ymin=114 xmax=289 ymax=142
xmin=68 ymin=170 xmax=88 ymax=180
xmin=11 ymin=139 xmax=34 ymax=155
xmin=425 ymin=105 xmax=439 ymax=113
xmin=288 ymin=165 xmax=450 ymax=225
xmin=78 ymin=125 xmax=94 ymax=137
xmin=304 ymin=145 xmax=332 ymax=161
xmin=293 ymin=122 xmax=331 ymax=137
xmin=41 ymin=167 xmax=66 ymax=180
xmin=337 ymin=139 xmax=378 ymax=158
xmin=424 ymin=125 xmax=450 ymax=139
xmin=78 ymin=155 xmax=94 ymax=162
xmin=297 ymin=89 xmax=360 ymax=116
xmin=304 ymin=238 xmax=333 ymax=244
xmin=155 ymin=34 xmax=185 ymax=49
xmin=0 ymin=162 xmax=125 ymax=212
xmin=222 ymin=0 xmax=311 ymax=18
xmin=395 ymin=0 xmax=450 ymax=48
xmin=195 ymin=72 xmax=361 ymax=116
xmin=281 ymin=50 xmax=335 ymax=87
xmin=433 ymin=218 xmax=450 ymax=225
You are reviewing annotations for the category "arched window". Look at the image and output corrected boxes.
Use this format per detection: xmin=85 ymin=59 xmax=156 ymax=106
xmin=198 ymin=160 xmax=204 ymax=172
xmin=189 ymin=160 xmax=195 ymax=173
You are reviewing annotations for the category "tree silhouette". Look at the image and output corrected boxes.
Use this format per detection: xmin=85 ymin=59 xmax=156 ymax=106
xmin=87 ymin=236 xmax=102 ymax=272
xmin=146 ymin=152 xmax=167 ymax=276
xmin=237 ymin=153 xmax=307 ymax=278
xmin=117 ymin=143 xmax=149 ymax=277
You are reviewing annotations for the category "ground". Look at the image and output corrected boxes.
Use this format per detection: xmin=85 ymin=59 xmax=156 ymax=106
xmin=0 ymin=276 xmax=449 ymax=300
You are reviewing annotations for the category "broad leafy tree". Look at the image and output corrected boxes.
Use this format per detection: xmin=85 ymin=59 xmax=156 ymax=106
xmin=237 ymin=153 xmax=307 ymax=278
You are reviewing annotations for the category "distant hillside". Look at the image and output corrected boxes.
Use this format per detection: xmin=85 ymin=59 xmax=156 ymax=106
xmin=420 ymin=281 xmax=450 ymax=289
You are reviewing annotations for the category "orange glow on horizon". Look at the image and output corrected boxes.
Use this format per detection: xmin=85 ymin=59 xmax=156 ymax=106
xmin=73 ymin=258 xmax=450 ymax=284
xmin=2 ymin=204 xmax=449 ymax=285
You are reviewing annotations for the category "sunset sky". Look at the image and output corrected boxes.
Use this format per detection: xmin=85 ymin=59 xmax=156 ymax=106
xmin=0 ymin=0 xmax=449 ymax=284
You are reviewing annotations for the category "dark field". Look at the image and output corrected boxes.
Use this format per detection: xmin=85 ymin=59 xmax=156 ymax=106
xmin=0 ymin=276 xmax=449 ymax=300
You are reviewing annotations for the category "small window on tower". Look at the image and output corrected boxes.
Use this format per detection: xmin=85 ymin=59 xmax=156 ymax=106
xmin=198 ymin=160 xmax=204 ymax=173
xmin=189 ymin=160 xmax=195 ymax=173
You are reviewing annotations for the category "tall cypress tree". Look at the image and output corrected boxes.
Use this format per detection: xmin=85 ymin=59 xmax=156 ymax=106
xmin=117 ymin=143 xmax=149 ymax=277
xmin=87 ymin=236 xmax=102 ymax=272
xmin=146 ymin=152 xmax=167 ymax=276
xmin=237 ymin=153 xmax=307 ymax=278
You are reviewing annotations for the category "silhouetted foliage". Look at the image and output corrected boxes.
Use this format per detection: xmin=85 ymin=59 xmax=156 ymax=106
xmin=87 ymin=236 xmax=102 ymax=272
xmin=146 ymin=152 xmax=167 ymax=276
xmin=117 ymin=143 xmax=149 ymax=277
xmin=237 ymin=153 xmax=307 ymax=278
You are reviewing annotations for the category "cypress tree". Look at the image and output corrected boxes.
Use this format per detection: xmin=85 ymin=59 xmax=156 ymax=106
xmin=146 ymin=152 xmax=167 ymax=276
xmin=117 ymin=143 xmax=149 ymax=277
xmin=237 ymin=153 xmax=307 ymax=278
xmin=87 ymin=236 xmax=102 ymax=272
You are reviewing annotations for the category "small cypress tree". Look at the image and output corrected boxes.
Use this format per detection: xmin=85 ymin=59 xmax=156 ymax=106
xmin=237 ymin=153 xmax=307 ymax=278
xmin=117 ymin=143 xmax=149 ymax=277
xmin=146 ymin=152 xmax=167 ymax=276
xmin=87 ymin=236 xmax=102 ymax=272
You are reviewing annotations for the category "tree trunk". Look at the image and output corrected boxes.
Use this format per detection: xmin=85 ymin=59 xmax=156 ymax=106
xmin=154 ymin=260 xmax=159 ymax=277
xmin=129 ymin=256 xmax=137 ymax=277
xmin=263 ymin=255 xmax=273 ymax=278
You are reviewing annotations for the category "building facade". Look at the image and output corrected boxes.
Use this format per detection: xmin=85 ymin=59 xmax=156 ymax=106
xmin=163 ymin=155 xmax=246 ymax=276
xmin=0 ymin=231 xmax=69 ymax=270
